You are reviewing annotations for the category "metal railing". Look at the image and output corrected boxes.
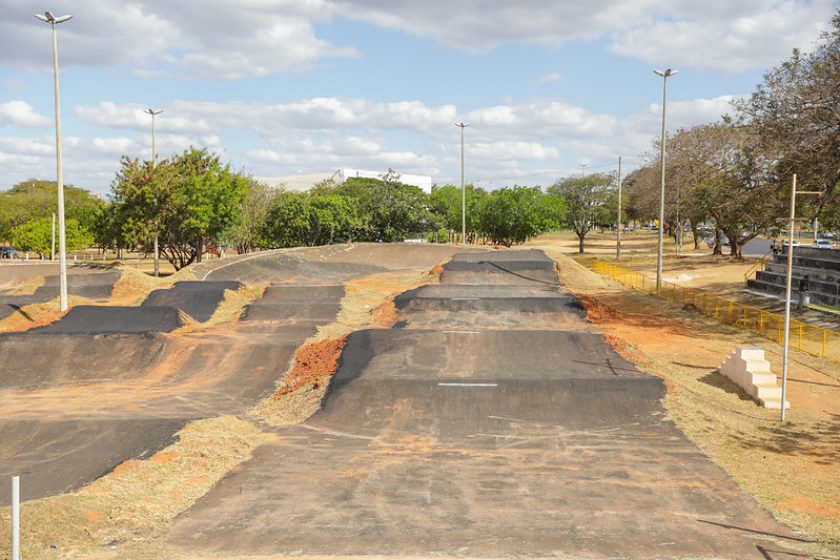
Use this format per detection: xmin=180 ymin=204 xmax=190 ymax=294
xmin=592 ymin=260 xmax=840 ymax=362
xmin=743 ymin=248 xmax=773 ymax=281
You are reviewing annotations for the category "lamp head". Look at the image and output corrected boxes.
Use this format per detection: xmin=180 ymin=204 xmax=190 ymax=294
xmin=35 ymin=12 xmax=72 ymax=24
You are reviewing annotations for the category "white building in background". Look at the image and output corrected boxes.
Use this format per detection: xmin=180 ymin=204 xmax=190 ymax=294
xmin=257 ymin=168 xmax=433 ymax=194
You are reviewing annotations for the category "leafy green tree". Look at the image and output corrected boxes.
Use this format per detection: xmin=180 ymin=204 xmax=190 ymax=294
xmin=221 ymin=178 xmax=273 ymax=253
xmin=0 ymin=179 xmax=103 ymax=241
xmin=261 ymin=191 xmax=314 ymax=248
xmin=429 ymin=184 xmax=488 ymax=243
xmin=477 ymin=186 xmax=562 ymax=247
xmin=10 ymin=217 xmax=92 ymax=258
xmin=549 ymin=173 xmax=613 ymax=253
xmin=334 ymin=170 xmax=436 ymax=242
xmin=308 ymin=194 xmax=360 ymax=245
xmin=109 ymin=147 xmax=248 ymax=270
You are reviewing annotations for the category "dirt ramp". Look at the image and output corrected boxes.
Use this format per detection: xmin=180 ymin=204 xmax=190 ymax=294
xmin=0 ymin=417 xmax=188 ymax=504
xmin=34 ymin=269 xmax=120 ymax=300
xmin=0 ymin=332 xmax=168 ymax=389
xmin=241 ymin=284 xmax=344 ymax=323
xmin=441 ymin=249 xmax=559 ymax=285
xmin=37 ymin=305 xmax=185 ymax=334
xmin=142 ymin=281 xmax=242 ymax=322
xmin=311 ymin=328 xmax=662 ymax=433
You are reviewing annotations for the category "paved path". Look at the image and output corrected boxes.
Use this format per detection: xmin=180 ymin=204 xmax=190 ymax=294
xmin=171 ymin=250 xmax=801 ymax=559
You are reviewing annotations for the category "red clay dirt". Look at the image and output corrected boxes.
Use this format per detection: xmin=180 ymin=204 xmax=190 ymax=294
xmin=274 ymin=336 xmax=348 ymax=397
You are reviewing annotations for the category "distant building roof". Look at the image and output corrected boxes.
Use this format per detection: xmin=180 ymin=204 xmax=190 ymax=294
xmin=256 ymin=168 xmax=432 ymax=193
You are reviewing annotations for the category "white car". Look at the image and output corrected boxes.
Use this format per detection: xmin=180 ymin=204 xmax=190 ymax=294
xmin=811 ymin=239 xmax=834 ymax=249
xmin=783 ymin=239 xmax=800 ymax=247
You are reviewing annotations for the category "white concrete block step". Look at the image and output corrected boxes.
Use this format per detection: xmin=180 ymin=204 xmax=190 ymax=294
xmin=719 ymin=346 xmax=790 ymax=410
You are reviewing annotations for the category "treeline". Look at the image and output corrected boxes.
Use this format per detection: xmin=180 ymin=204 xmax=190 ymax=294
xmin=623 ymin=12 xmax=840 ymax=257
xmin=1 ymin=157 xmax=574 ymax=270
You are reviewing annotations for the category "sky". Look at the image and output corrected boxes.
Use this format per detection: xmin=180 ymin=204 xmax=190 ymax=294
xmin=0 ymin=0 xmax=837 ymax=197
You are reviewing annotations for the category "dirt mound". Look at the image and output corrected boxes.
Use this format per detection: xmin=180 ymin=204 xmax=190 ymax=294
xmin=547 ymin=252 xmax=611 ymax=290
xmin=142 ymin=281 xmax=242 ymax=323
xmin=440 ymin=249 xmax=559 ymax=286
xmin=274 ymin=337 xmax=347 ymax=397
xmin=36 ymin=305 xmax=186 ymax=334
xmin=577 ymin=294 xmax=621 ymax=322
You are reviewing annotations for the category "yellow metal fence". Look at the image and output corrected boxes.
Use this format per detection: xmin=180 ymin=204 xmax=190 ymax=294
xmin=592 ymin=260 xmax=840 ymax=362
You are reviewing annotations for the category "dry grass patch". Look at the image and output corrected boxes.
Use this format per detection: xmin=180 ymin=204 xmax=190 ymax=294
xmin=7 ymin=274 xmax=46 ymax=295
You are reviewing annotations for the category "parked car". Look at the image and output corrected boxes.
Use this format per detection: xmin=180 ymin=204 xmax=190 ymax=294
xmin=783 ymin=239 xmax=801 ymax=247
xmin=811 ymin=239 xmax=834 ymax=249
xmin=0 ymin=246 xmax=19 ymax=259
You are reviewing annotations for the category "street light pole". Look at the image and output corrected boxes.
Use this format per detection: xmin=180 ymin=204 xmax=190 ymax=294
xmin=780 ymin=174 xmax=821 ymax=422
xmin=35 ymin=10 xmax=73 ymax=312
xmin=654 ymin=68 xmax=676 ymax=293
xmin=145 ymin=108 xmax=163 ymax=277
xmin=455 ymin=122 xmax=469 ymax=245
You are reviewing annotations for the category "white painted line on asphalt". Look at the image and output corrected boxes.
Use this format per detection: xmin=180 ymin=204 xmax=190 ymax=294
xmin=442 ymin=330 xmax=481 ymax=334
xmin=488 ymin=414 xmax=529 ymax=423
xmin=299 ymin=423 xmax=375 ymax=440
xmin=451 ymin=297 xmax=481 ymax=301
xmin=438 ymin=382 xmax=498 ymax=387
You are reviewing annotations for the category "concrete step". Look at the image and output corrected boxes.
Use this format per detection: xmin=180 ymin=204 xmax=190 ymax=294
xmin=754 ymin=384 xmax=782 ymax=400
xmin=760 ymin=397 xmax=790 ymax=410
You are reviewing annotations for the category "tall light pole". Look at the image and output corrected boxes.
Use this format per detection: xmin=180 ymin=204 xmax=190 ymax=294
xmin=616 ymin=156 xmax=622 ymax=260
xmin=145 ymin=108 xmax=163 ymax=277
xmin=780 ymin=174 xmax=821 ymax=422
xmin=654 ymin=68 xmax=676 ymax=293
xmin=579 ymin=163 xmax=588 ymax=178
xmin=35 ymin=10 xmax=73 ymax=311
xmin=455 ymin=122 xmax=469 ymax=244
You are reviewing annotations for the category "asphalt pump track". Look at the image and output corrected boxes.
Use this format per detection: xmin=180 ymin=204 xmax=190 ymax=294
xmin=171 ymin=249 xmax=799 ymax=559
xmin=0 ymin=277 xmax=345 ymax=503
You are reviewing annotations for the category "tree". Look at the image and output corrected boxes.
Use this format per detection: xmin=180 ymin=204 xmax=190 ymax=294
xmin=0 ymin=179 xmax=103 ymax=241
xmin=429 ymin=183 xmax=488 ymax=242
xmin=549 ymin=173 xmax=613 ymax=253
xmin=333 ymin=170 xmax=436 ymax=242
xmin=10 ymin=217 xmax=92 ymax=258
xmin=477 ymin=186 xmax=563 ymax=247
xmin=109 ymin=147 xmax=248 ymax=270
xmin=221 ymin=178 xmax=273 ymax=253
xmin=734 ymin=12 xmax=840 ymax=231
xmin=261 ymin=191 xmax=313 ymax=248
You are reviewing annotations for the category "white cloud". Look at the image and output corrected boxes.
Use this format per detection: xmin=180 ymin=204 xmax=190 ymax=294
xmin=538 ymin=73 xmax=562 ymax=84
xmin=334 ymin=0 xmax=834 ymax=73
xmin=0 ymin=101 xmax=50 ymax=128
xmin=2 ymin=93 xmax=741 ymax=194
xmin=1 ymin=0 xmax=356 ymax=79
xmin=609 ymin=1 xmax=836 ymax=73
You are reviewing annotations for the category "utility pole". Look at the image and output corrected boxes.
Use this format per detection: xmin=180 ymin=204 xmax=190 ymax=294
xmin=455 ymin=122 xmax=469 ymax=245
xmin=36 ymin=10 xmax=72 ymax=311
xmin=616 ymin=156 xmax=622 ymax=260
xmin=780 ymin=174 xmax=821 ymax=422
xmin=145 ymin=108 xmax=163 ymax=277
xmin=654 ymin=68 xmax=676 ymax=293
